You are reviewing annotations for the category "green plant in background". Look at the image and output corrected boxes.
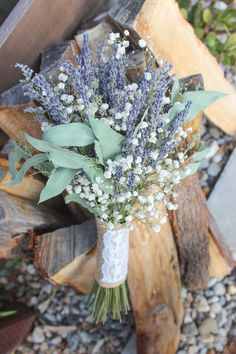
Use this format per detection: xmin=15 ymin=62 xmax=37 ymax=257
xmin=178 ymin=0 xmax=236 ymax=69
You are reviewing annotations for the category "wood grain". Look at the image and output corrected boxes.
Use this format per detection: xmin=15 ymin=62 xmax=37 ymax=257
xmin=0 ymin=0 xmax=103 ymax=93
xmin=35 ymin=221 xmax=97 ymax=293
xmin=111 ymin=0 xmax=236 ymax=135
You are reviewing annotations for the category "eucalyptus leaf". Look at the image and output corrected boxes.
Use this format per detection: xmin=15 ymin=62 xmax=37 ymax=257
xmin=24 ymin=133 xmax=54 ymax=152
xmin=83 ymin=163 xmax=115 ymax=194
xmin=94 ymin=140 xmax=104 ymax=165
xmin=48 ymin=148 xmax=89 ymax=169
xmin=5 ymin=153 xmax=48 ymax=186
xmin=8 ymin=147 xmax=28 ymax=179
xmin=194 ymin=147 xmax=211 ymax=162
xmin=39 ymin=168 xmax=77 ymax=203
xmin=89 ymin=117 xmax=124 ymax=160
xmin=182 ymin=90 xmax=226 ymax=121
xmin=180 ymin=162 xmax=200 ymax=179
xmin=65 ymin=193 xmax=102 ymax=217
xmin=171 ymin=75 xmax=180 ymax=103
xmin=43 ymin=122 xmax=95 ymax=147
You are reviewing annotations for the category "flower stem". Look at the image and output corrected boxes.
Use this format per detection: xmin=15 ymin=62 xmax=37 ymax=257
xmin=89 ymin=282 xmax=130 ymax=323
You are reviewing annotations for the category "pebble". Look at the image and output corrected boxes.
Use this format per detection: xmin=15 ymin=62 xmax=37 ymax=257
xmin=208 ymin=278 xmax=218 ymax=288
xmin=207 ymin=162 xmax=221 ymax=177
xmin=210 ymin=302 xmax=221 ymax=314
xmin=32 ymin=327 xmax=45 ymax=344
xmin=209 ymin=127 xmax=221 ymax=139
xmin=51 ymin=336 xmax=62 ymax=345
xmin=183 ymin=323 xmax=199 ymax=337
xmin=188 ymin=345 xmax=198 ymax=354
xmin=195 ymin=296 xmax=210 ymax=312
xmin=213 ymin=283 xmax=226 ymax=296
xmin=199 ymin=318 xmax=218 ymax=335
xmin=228 ymin=284 xmax=236 ymax=296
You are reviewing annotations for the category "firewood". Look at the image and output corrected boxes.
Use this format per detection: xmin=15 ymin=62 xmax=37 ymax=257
xmin=0 ymin=157 xmax=44 ymax=201
xmin=110 ymin=0 xmax=236 ymax=135
xmin=0 ymin=191 xmax=70 ymax=258
xmin=34 ymin=221 xmax=97 ymax=293
xmin=40 ymin=40 xmax=80 ymax=80
xmin=0 ymin=105 xmax=41 ymax=142
xmin=128 ymin=218 xmax=183 ymax=354
xmin=0 ymin=0 xmax=104 ymax=92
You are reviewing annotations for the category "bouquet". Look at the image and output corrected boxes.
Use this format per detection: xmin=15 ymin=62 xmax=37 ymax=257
xmin=7 ymin=30 xmax=224 ymax=322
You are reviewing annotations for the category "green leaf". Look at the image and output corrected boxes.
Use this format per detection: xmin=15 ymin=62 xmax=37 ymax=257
xmin=193 ymin=4 xmax=203 ymax=27
xmin=39 ymin=168 xmax=77 ymax=203
xmin=0 ymin=310 xmax=17 ymax=318
xmin=194 ymin=27 xmax=205 ymax=39
xmin=94 ymin=140 xmax=104 ymax=165
xmin=182 ymin=90 xmax=226 ymax=121
xmin=202 ymin=8 xmax=213 ymax=25
xmin=43 ymin=122 xmax=95 ymax=147
xmin=8 ymin=147 xmax=28 ymax=179
xmin=171 ymin=75 xmax=180 ymax=103
xmin=65 ymin=193 xmax=102 ymax=217
xmin=194 ymin=147 xmax=211 ymax=162
xmin=224 ymin=33 xmax=236 ymax=50
xmin=180 ymin=162 xmax=200 ymax=179
xmin=83 ymin=163 xmax=115 ymax=194
xmin=205 ymin=32 xmax=217 ymax=48
xmin=89 ymin=117 xmax=124 ymax=160
xmin=25 ymin=133 xmax=90 ymax=170
xmin=24 ymin=133 xmax=54 ymax=152
xmin=5 ymin=153 xmax=48 ymax=186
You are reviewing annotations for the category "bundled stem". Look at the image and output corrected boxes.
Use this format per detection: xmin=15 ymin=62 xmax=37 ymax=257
xmin=89 ymin=282 xmax=130 ymax=323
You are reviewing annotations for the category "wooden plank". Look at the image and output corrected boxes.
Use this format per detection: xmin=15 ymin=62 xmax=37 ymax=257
xmin=111 ymin=0 xmax=236 ymax=135
xmin=0 ymin=191 xmax=70 ymax=258
xmin=0 ymin=105 xmax=42 ymax=141
xmin=208 ymin=148 xmax=236 ymax=262
xmin=34 ymin=221 xmax=97 ymax=293
xmin=0 ymin=0 xmax=103 ymax=93
xmin=128 ymin=217 xmax=183 ymax=354
xmin=0 ymin=157 xmax=44 ymax=201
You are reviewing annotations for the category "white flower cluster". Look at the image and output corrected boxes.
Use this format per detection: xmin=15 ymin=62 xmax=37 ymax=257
xmin=107 ymin=32 xmax=130 ymax=60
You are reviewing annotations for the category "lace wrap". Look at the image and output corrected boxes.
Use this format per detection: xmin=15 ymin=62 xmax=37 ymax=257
xmin=96 ymin=219 xmax=129 ymax=288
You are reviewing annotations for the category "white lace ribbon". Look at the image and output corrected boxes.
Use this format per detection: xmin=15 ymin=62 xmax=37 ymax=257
xmin=96 ymin=223 xmax=129 ymax=288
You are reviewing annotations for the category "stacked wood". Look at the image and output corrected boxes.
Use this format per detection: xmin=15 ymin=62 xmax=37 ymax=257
xmin=0 ymin=0 xmax=104 ymax=93
xmin=0 ymin=9 xmax=235 ymax=354
xmin=111 ymin=0 xmax=236 ymax=135
xmin=0 ymin=156 xmax=44 ymax=201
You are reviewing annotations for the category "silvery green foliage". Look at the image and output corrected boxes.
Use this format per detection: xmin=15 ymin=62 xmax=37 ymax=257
xmin=13 ymin=31 xmax=224 ymax=232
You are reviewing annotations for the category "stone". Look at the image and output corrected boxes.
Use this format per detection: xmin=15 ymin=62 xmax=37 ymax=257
xmin=80 ymin=331 xmax=91 ymax=345
xmin=208 ymin=278 xmax=218 ymax=288
xmin=208 ymin=296 xmax=219 ymax=304
xmin=209 ymin=127 xmax=221 ymax=139
xmin=32 ymin=327 xmax=45 ymax=344
xmin=199 ymin=318 xmax=218 ymax=335
xmin=208 ymin=149 xmax=236 ymax=260
xmin=121 ymin=335 xmax=136 ymax=354
xmin=199 ymin=348 xmax=207 ymax=354
xmin=210 ymin=303 xmax=222 ymax=314
xmin=38 ymin=299 xmax=50 ymax=313
xmin=200 ymin=334 xmax=215 ymax=344
xmin=188 ymin=346 xmax=198 ymax=354
xmin=183 ymin=323 xmax=199 ymax=337
xmin=195 ymin=296 xmax=210 ymax=312
xmin=213 ymin=283 xmax=226 ymax=296
xmin=184 ymin=313 xmax=192 ymax=324
xmin=207 ymin=162 xmax=221 ymax=177
xmin=51 ymin=336 xmax=62 ymax=345
xmin=228 ymin=284 xmax=236 ymax=296
xmin=27 ymin=264 xmax=36 ymax=274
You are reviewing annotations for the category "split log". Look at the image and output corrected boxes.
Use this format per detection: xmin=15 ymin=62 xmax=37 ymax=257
xmin=110 ymin=0 xmax=236 ymax=135
xmin=128 ymin=218 xmax=183 ymax=354
xmin=0 ymin=191 xmax=70 ymax=258
xmin=0 ymin=0 xmax=104 ymax=93
xmin=0 ymin=105 xmax=41 ymax=142
xmin=40 ymin=40 xmax=80 ymax=80
xmin=34 ymin=221 xmax=97 ymax=293
xmin=0 ymin=157 xmax=44 ymax=201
